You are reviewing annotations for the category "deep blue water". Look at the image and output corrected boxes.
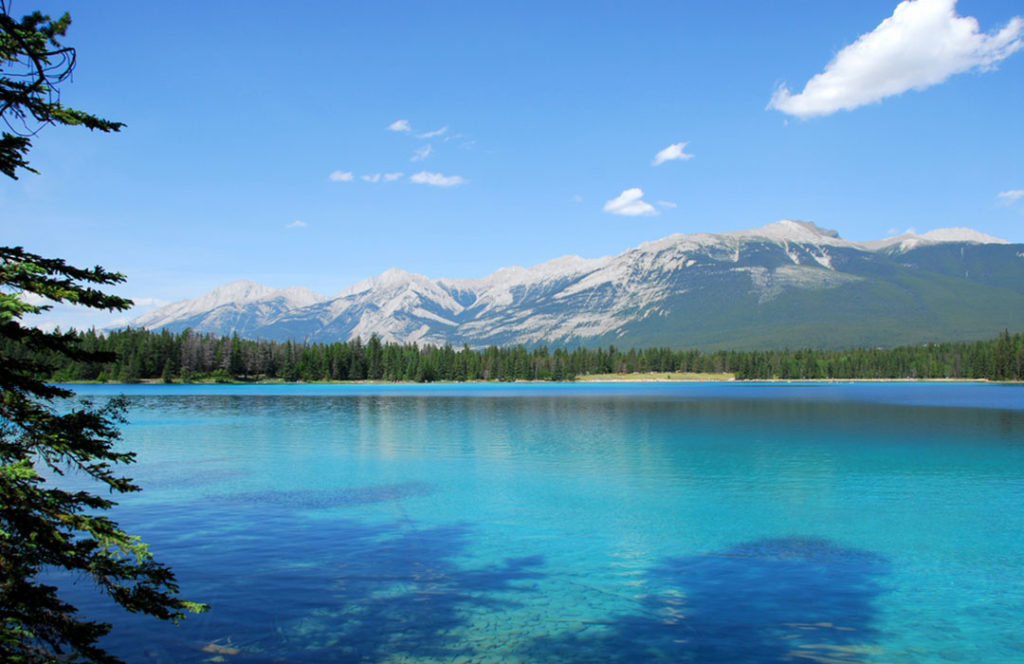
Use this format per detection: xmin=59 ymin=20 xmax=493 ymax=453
xmin=53 ymin=382 xmax=1024 ymax=663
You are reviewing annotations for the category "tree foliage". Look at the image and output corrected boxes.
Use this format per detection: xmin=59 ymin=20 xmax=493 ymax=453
xmin=24 ymin=326 xmax=1023 ymax=384
xmin=1 ymin=3 xmax=204 ymax=662
xmin=0 ymin=1 xmax=122 ymax=179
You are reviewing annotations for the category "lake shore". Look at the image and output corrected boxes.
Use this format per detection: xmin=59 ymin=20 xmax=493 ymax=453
xmin=56 ymin=374 xmax=1014 ymax=386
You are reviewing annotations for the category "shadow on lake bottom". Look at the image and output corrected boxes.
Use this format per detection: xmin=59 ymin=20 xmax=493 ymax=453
xmin=527 ymin=537 xmax=889 ymax=664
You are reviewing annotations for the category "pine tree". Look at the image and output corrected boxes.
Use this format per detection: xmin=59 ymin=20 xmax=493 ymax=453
xmin=1 ymin=5 xmax=205 ymax=661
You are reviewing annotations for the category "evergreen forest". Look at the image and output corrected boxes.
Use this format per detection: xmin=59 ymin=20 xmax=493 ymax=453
xmin=10 ymin=327 xmax=1024 ymax=383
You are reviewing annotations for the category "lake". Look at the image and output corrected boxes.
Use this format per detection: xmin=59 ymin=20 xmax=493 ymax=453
xmin=57 ymin=382 xmax=1024 ymax=663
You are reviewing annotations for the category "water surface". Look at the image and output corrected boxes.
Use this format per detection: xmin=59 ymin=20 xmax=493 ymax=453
xmin=57 ymin=382 xmax=1024 ymax=663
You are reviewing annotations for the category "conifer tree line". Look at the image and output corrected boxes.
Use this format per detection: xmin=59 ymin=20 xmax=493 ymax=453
xmin=9 ymin=327 xmax=1024 ymax=383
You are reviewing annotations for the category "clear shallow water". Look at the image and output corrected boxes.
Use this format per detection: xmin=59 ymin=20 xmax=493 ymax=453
xmin=54 ymin=383 xmax=1024 ymax=663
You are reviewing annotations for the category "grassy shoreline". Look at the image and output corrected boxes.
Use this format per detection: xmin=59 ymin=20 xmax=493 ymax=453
xmin=575 ymin=371 xmax=735 ymax=382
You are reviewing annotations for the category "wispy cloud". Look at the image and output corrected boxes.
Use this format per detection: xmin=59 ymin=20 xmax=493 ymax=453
xmin=411 ymin=145 xmax=433 ymax=162
xmin=387 ymin=119 xmax=412 ymax=132
xmin=604 ymin=188 xmax=658 ymax=216
xmin=997 ymin=189 xmax=1024 ymax=205
xmin=418 ymin=126 xmax=448 ymax=139
xmin=769 ymin=0 xmax=1024 ymax=119
xmin=131 ymin=297 xmax=171 ymax=307
xmin=361 ymin=173 xmax=382 ymax=183
xmin=383 ymin=172 xmax=404 ymax=182
xmin=329 ymin=170 xmax=354 ymax=182
xmin=653 ymin=142 xmax=694 ymax=166
xmin=657 ymin=200 xmax=678 ymax=209
xmin=24 ymin=293 xmax=166 ymax=311
xmin=410 ymin=171 xmax=466 ymax=187
xmin=285 ymin=220 xmax=308 ymax=229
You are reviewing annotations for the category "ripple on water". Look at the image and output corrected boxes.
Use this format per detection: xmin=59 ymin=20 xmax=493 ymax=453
xmin=216 ymin=481 xmax=435 ymax=509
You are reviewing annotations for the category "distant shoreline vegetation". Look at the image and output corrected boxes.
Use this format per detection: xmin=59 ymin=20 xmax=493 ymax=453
xmin=11 ymin=328 xmax=1023 ymax=384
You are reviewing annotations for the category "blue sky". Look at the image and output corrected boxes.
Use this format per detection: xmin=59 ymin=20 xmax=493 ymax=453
xmin=3 ymin=0 xmax=1023 ymax=329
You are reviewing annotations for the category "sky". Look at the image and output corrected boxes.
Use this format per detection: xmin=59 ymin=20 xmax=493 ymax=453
xmin=3 ymin=0 xmax=1023 ymax=330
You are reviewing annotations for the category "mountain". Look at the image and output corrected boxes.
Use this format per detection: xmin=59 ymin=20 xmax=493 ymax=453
xmin=130 ymin=281 xmax=326 ymax=339
xmin=128 ymin=221 xmax=1024 ymax=350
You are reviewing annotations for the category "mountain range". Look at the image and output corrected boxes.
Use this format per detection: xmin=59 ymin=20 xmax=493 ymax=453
xmin=130 ymin=220 xmax=1024 ymax=350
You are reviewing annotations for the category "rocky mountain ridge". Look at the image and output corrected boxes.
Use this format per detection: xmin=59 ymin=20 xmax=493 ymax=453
xmin=129 ymin=221 xmax=1024 ymax=350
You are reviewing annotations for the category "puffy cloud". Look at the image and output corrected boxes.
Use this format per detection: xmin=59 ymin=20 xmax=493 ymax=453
xmin=383 ymin=172 xmax=404 ymax=182
xmin=329 ymin=170 xmax=354 ymax=182
xmin=387 ymin=119 xmax=412 ymax=132
xmin=410 ymin=171 xmax=466 ymax=187
xmin=361 ymin=173 xmax=382 ymax=183
xmin=604 ymin=188 xmax=658 ymax=216
xmin=411 ymin=144 xmax=433 ymax=162
xmin=769 ymin=0 xmax=1024 ymax=119
xmin=652 ymin=142 xmax=694 ymax=166
xmin=285 ymin=220 xmax=308 ymax=229
xmin=418 ymin=126 xmax=448 ymax=139
xmin=997 ymin=189 xmax=1024 ymax=205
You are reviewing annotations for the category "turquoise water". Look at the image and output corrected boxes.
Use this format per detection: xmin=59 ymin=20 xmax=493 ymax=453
xmin=55 ymin=383 xmax=1024 ymax=663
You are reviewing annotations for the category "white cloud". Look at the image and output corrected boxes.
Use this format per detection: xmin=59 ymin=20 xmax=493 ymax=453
xmin=361 ymin=173 xmax=382 ymax=183
xmin=285 ymin=220 xmax=308 ymax=229
xmin=411 ymin=144 xmax=433 ymax=162
xmin=388 ymin=119 xmax=412 ymax=132
xmin=329 ymin=170 xmax=354 ymax=182
xmin=410 ymin=171 xmax=466 ymax=187
xmin=997 ymin=189 xmax=1024 ymax=205
xmin=657 ymin=200 xmax=678 ymax=209
xmin=769 ymin=0 xmax=1024 ymax=119
xmin=25 ymin=294 xmax=171 ymax=332
xmin=418 ymin=126 xmax=448 ymax=139
xmin=383 ymin=172 xmax=404 ymax=182
xmin=652 ymin=142 xmax=694 ymax=166
xmin=131 ymin=297 xmax=171 ymax=307
xmin=604 ymin=188 xmax=658 ymax=216
xmin=21 ymin=292 xmax=49 ymax=306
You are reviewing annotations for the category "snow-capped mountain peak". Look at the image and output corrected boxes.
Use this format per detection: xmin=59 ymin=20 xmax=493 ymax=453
xmin=919 ymin=227 xmax=1009 ymax=244
xmin=337 ymin=268 xmax=431 ymax=298
xmin=127 ymin=221 xmax=1022 ymax=350
xmin=275 ymin=286 xmax=327 ymax=309
xmin=194 ymin=280 xmax=276 ymax=308
xmin=862 ymin=227 xmax=1010 ymax=252
xmin=130 ymin=280 xmax=326 ymax=331
xmin=730 ymin=219 xmax=846 ymax=245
